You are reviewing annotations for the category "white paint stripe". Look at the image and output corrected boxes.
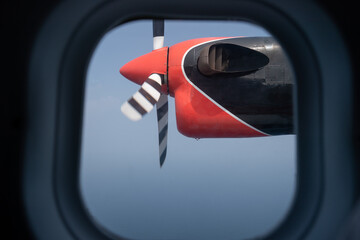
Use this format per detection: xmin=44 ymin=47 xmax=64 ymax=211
xmin=121 ymin=102 xmax=142 ymax=121
xmin=180 ymin=38 xmax=269 ymax=136
xmin=142 ymin=82 xmax=161 ymax=101
xmin=158 ymin=112 xmax=168 ymax=131
xmin=153 ymin=36 xmax=164 ymax=50
xmin=148 ymin=73 xmax=162 ymax=85
xmin=159 ymin=134 xmax=167 ymax=154
xmin=133 ymin=92 xmax=154 ymax=113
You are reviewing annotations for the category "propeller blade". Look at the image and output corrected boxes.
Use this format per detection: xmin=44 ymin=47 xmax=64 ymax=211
xmin=121 ymin=74 xmax=162 ymax=121
xmin=153 ymin=19 xmax=164 ymax=50
xmin=157 ymin=94 xmax=168 ymax=167
xmin=153 ymin=19 xmax=168 ymax=166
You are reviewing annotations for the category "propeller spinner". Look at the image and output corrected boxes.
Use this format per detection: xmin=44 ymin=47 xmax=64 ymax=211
xmin=120 ymin=19 xmax=169 ymax=167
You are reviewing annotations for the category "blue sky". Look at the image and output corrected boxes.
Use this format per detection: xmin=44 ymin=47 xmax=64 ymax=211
xmin=80 ymin=20 xmax=296 ymax=240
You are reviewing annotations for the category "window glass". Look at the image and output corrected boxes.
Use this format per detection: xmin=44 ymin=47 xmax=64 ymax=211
xmin=80 ymin=20 xmax=296 ymax=239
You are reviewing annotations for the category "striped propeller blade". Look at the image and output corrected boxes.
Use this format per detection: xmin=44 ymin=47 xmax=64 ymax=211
xmin=157 ymin=94 xmax=168 ymax=167
xmin=153 ymin=19 xmax=164 ymax=50
xmin=153 ymin=19 xmax=169 ymax=167
xmin=121 ymin=74 xmax=162 ymax=121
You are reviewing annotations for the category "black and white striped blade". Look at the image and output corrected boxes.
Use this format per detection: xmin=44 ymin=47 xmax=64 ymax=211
xmin=121 ymin=74 xmax=162 ymax=121
xmin=157 ymin=94 xmax=168 ymax=167
xmin=153 ymin=19 xmax=168 ymax=166
xmin=153 ymin=19 xmax=164 ymax=50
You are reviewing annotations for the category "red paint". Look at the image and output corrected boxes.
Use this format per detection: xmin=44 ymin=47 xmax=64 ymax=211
xmin=174 ymin=84 xmax=266 ymax=138
xmin=120 ymin=47 xmax=168 ymax=86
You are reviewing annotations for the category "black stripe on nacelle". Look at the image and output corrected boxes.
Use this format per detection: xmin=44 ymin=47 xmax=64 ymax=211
xmin=153 ymin=19 xmax=164 ymax=37
xmin=128 ymin=98 xmax=147 ymax=115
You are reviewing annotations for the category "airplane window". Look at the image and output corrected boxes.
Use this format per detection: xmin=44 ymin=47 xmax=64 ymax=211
xmin=80 ymin=20 xmax=296 ymax=239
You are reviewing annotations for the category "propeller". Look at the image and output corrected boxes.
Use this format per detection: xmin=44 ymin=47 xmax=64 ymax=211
xmin=120 ymin=19 xmax=169 ymax=167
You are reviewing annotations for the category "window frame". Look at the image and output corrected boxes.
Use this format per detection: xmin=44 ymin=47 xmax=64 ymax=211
xmin=23 ymin=0 xmax=355 ymax=239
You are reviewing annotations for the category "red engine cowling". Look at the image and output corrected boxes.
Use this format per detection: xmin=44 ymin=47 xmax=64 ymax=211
xmin=167 ymin=37 xmax=268 ymax=138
